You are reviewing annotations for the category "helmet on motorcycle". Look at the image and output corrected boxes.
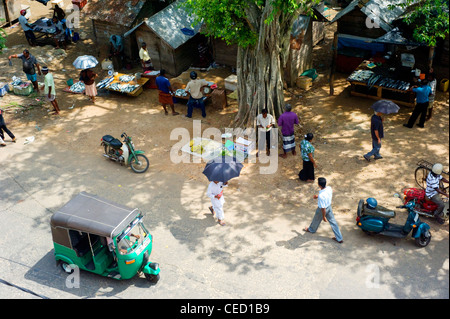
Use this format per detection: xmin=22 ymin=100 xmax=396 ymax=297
xmin=190 ymin=71 xmax=197 ymax=80
xmin=366 ymin=198 xmax=378 ymax=209
xmin=432 ymin=163 xmax=443 ymax=175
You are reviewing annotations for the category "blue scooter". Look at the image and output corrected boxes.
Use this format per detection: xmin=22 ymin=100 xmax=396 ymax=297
xmin=356 ymin=198 xmax=431 ymax=247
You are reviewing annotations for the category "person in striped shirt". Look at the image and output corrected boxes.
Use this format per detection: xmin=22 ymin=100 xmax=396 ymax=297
xmin=425 ymin=163 xmax=449 ymax=224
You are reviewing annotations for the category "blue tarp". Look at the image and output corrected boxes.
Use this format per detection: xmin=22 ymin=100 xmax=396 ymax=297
xmin=35 ymin=0 xmax=51 ymax=5
xmin=337 ymin=35 xmax=386 ymax=55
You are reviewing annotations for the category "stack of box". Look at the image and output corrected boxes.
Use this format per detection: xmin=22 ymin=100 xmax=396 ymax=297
xmin=235 ymin=137 xmax=254 ymax=159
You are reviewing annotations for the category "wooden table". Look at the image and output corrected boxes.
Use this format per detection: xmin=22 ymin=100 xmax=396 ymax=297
xmin=347 ymin=61 xmax=415 ymax=107
xmin=141 ymin=72 xmax=159 ymax=89
xmin=105 ymin=73 xmax=149 ymax=97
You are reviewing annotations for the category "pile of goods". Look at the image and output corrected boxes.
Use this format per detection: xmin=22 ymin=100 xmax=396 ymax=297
xmin=347 ymin=70 xmax=374 ymax=82
xmin=347 ymin=69 xmax=411 ymax=91
xmin=70 ymin=81 xmax=86 ymax=93
xmin=119 ymin=75 xmax=135 ymax=82
xmin=175 ymin=89 xmax=188 ymax=97
xmin=11 ymin=76 xmax=23 ymax=86
xmin=107 ymin=82 xmax=139 ymax=93
xmin=189 ymin=139 xmax=205 ymax=155
xmin=97 ymin=76 xmax=114 ymax=89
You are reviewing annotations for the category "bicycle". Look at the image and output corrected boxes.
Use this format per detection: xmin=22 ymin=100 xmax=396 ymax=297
xmin=415 ymin=159 xmax=449 ymax=192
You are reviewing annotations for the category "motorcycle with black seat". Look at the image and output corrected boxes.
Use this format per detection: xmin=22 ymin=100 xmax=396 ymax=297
xmin=101 ymin=132 xmax=149 ymax=173
xmin=356 ymin=197 xmax=431 ymax=248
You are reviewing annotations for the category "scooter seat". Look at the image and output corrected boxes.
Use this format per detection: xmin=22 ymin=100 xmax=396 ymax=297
xmin=102 ymin=135 xmax=122 ymax=149
xmin=110 ymin=139 xmax=123 ymax=149
xmin=363 ymin=204 xmax=396 ymax=219
xmin=102 ymin=135 xmax=115 ymax=143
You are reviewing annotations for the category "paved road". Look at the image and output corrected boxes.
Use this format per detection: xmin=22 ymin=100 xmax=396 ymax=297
xmin=0 ymin=127 xmax=448 ymax=302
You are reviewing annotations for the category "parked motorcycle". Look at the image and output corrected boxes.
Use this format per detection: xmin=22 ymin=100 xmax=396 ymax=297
xmin=101 ymin=133 xmax=149 ymax=173
xmin=356 ymin=198 xmax=431 ymax=248
xmin=403 ymin=188 xmax=449 ymax=219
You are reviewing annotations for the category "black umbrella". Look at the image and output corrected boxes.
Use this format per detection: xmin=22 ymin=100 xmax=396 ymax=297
xmin=371 ymin=100 xmax=400 ymax=114
xmin=202 ymin=155 xmax=243 ymax=182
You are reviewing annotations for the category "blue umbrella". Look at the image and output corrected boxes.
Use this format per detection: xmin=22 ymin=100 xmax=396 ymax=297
xmin=371 ymin=100 xmax=400 ymax=114
xmin=202 ymin=155 xmax=243 ymax=182
xmin=73 ymin=55 xmax=98 ymax=70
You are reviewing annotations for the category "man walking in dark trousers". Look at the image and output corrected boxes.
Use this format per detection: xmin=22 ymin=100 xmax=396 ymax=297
xmin=404 ymin=80 xmax=432 ymax=129
xmin=0 ymin=108 xmax=16 ymax=146
xmin=364 ymin=111 xmax=384 ymax=162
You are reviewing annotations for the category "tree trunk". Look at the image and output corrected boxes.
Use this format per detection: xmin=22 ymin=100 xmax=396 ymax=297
xmin=234 ymin=5 xmax=295 ymax=128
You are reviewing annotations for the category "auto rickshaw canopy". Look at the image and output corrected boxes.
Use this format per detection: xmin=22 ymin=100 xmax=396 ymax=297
xmin=51 ymin=192 xmax=140 ymax=238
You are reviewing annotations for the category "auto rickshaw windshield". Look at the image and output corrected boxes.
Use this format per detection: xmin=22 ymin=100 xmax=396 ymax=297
xmin=117 ymin=219 xmax=148 ymax=255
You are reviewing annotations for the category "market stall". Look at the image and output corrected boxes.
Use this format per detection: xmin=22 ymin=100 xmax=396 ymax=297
xmin=181 ymin=136 xmax=254 ymax=162
xmin=30 ymin=17 xmax=58 ymax=43
xmin=102 ymin=73 xmax=149 ymax=97
xmin=347 ymin=59 xmax=417 ymax=107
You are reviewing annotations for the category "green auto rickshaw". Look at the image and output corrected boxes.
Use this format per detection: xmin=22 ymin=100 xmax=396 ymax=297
xmin=50 ymin=192 xmax=160 ymax=283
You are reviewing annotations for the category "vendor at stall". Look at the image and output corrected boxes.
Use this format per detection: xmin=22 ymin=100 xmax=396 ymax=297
xmin=52 ymin=17 xmax=66 ymax=50
xmin=8 ymin=49 xmax=41 ymax=94
xmin=185 ymin=71 xmax=208 ymax=118
xmin=18 ymin=10 xmax=37 ymax=47
xmin=155 ymin=69 xmax=179 ymax=116
xmin=52 ymin=4 xmax=66 ymax=22
xmin=109 ymin=35 xmax=124 ymax=70
xmin=139 ymin=42 xmax=153 ymax=72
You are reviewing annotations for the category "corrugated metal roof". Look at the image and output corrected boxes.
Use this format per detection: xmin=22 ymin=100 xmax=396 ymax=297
xmin=291 ymin=15 xmax=311 ymax=37
xmin=330 ymin=0 xmax=359 ymax=23
xmin=145 ymin=0 xmax=200 ymax=49
xmin=83 ymin=0 xmax=146 ymax=27
xmin=125 ymin=0 xmax=200 ymax=49
xmin=330 ymin=0 xmax=408 ymax=32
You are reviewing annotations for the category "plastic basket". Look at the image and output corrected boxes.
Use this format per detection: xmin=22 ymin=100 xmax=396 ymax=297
xmin=13 ymin=84 xmax=34 ymax=96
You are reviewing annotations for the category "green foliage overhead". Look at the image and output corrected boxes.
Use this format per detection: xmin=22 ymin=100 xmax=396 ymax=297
xmin=183 ymin=0 xmax=318 ymax=47
xmin=0 ymin=20 xmax=7 ymax=53
xmin=389 ymin=0 xmax=449 ymax=47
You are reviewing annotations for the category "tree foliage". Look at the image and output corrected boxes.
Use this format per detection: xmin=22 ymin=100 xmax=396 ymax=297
xmin=182 ymin=0 xmax=319 ymax=127
xmin=183 ymin=0 xmax=318 ymax=48
xmin=0 ymin=20 xmax=6 ymax=54
xmin=389 ymin=0 xmax=449 ymax=47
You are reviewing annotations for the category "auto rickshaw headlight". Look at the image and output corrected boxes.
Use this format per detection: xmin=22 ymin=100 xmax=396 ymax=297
xmin=125 ymin=259 xmax=136 ymax=265
xmin=149 ymin=263 xmax=159 ymax=270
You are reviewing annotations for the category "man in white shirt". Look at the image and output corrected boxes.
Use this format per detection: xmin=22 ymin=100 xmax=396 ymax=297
xmin=303 ymin=177 xmax=343 ymax=243
xmin=256 ymin=108 xmax=275 ymax=156
xmin=42 ymin=66 xmax=60 ymax=115
xmin=425 ymin=163 xmax=448 ymax=224
xmin=139 ymin=42 xmax=153 ymax=71
xmin=185 ymin=71 xmax=208 ymax=118
xmin=207 ymin=180 xmax=228 ymax=226
xmin=18 ymin=10 xmax=37 ymax=46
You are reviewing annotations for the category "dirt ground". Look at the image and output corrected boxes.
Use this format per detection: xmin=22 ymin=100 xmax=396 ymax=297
xmin=1 ymin=0 xmax=449 ymax=236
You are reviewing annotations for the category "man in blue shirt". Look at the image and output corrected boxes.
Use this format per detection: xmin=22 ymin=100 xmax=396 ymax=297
xmin=403 ymin=80 xmax=432 ymax=128
xmin=155 ymin=69 xmax=179 ymax=115
xmin=18 ymin=10 xmax=37 ymax=47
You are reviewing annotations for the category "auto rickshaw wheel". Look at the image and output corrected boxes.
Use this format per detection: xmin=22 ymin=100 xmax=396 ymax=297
xmin=60 ymin=261 xmax=75 ymax=274
xmin=144 ymin=273 xmax=160 ymax=284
